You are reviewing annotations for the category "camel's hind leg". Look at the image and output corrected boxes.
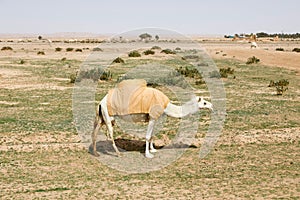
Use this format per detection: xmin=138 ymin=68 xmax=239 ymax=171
xmin=92 ymin=116 xmax=101 ymax=157
xmin=106 ymin=122 xmax=121 ymax=156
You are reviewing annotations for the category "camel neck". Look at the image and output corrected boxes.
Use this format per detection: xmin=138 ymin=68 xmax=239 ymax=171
xmin=164 ymin=98 xmax=198 ymax=118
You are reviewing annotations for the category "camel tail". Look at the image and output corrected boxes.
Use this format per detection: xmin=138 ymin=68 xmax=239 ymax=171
xmin=92 ymin=104 xmax=104 ymax=157
xmin=98 ymin=104 xmax=104 ymax=124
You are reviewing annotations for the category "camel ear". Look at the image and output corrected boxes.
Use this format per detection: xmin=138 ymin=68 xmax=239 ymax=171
xmin=198 ymin=97 xmax=202 ymax=102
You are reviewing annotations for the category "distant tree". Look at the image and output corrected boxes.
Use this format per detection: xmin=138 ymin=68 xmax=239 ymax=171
xmin=38 ymin=35 xmax=42 ymax=40
xmin=155 ymin=35 xmax=159 ymax=41
xmin=256 ymin=32 xmax=300 ymax=39
xmin=139 ymin=33 xmax=152 ymax=41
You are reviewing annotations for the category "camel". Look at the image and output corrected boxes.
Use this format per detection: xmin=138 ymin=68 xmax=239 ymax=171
xmin=251 ymin=41 xmax=258 ymax=48
xmin=91 ymin=79 xmax=213 ymax=158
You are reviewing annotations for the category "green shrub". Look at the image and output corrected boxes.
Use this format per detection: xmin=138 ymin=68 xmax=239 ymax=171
xmin=55 ymin=47 xmax=62 ymax=52
xmin=100 ymin=70 xmax=112 ymax=81
xmin=209 ymin=70 xmax=221 ymax=78
xmin=176 ymin=66 xmax=204 ymax=84
xmin=182 ymin=55 xmax=200 ymax=60
xmin=92 ymin=47 xmax=103 ymax=51
xmin=143 ymin=49 xmax=155 ymax=55
xmin=76 ymin=68 xmax=113 ymax=82
xmin=128 ymin=50 xmax=141 ymax=57
xmin=19 ymin=59 xmax=25 ymax=64
xmin=112 ymin=57 xmax=125 ymax=64
xmin=275 ymin=48 xmax=284 ymax=51
xmin=66 ymin=48 xmax=74 ymax=52
xmin=75 ymin=48 xmax=82 ymax=52
xmin=246 ymin=56 xmax=260 ymax=64
xmin=161 ymin=49 xmax=176 ymax=54
xmin=151 ymin=46 xmax=161 ymax=50
xmin=176 ymin=66 xmax=200 ymax=78
xmin=268 ymin=79 xmax=289 ymax=95
xmin=61 ymin=57 xmax=67 ymax=61
xmin=69 ymin=73 xmax=77 ymax=83
xmin=210 ymin=67 xmax=235 ymax=78
xmin=37 ymin=51 xmax=45 ymax=55
xmin=195 ymin=79 xmax=206 ymax=85
xmin=1 ymin=46 xmax=13 ymax=51
xmin=292 ymin=48 xmax=300 ymax=53
xmin=220 ymin=67 xmax=234 ymax=78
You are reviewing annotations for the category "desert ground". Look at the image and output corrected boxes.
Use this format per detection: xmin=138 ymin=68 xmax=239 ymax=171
xmin=0 ymin=36 xmax=299 ymax=199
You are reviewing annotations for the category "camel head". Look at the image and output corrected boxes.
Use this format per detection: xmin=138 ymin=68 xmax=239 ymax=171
xmin=196 ymin=97 xmax=213 ymax=111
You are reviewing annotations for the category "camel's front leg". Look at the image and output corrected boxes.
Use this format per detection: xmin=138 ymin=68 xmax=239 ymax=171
xmin=150 ymin=140 xmax=157 ymax=153
xmin=145 ymin=120 xmax=155 ymax=158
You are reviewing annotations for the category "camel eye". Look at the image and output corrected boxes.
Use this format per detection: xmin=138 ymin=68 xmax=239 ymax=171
xmin=204 ymin=102 xmax=207 ymax=105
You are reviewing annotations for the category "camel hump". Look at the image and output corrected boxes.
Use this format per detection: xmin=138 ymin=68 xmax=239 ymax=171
xmin=117 ymin=79 xmax=147 ymax=90
xmin=107 ymin=79 xmax=170 ymax=117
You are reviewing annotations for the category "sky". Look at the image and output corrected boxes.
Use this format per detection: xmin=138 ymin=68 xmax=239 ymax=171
xmin=0 ymin=0 xmax=299 ymax=35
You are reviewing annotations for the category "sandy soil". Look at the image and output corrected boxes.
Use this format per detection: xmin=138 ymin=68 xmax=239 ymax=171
xmin=203 ymin=41 xmax=300 ymax=73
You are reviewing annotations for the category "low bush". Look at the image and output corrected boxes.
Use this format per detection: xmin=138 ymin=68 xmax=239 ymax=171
xmin=210 ymin=67 xmax=235 ymax=78
xmin=92 ymin=47 xmax=103 ymax=52
xmin=176 ymin=66 xmax=204 ymax=84
xmin=76 ymin=68 xmax=113 ymax=82
xmin=220 ymin=67 xmax=234 ymax=78
xmin=1 ymin=46 xmax=13 ymax=51
xmin=55 ymin=47 xmax=62 ymax=52
xmin=176 ymin=66 xmax=200 ymax=78
xmin=112 ymin=57 xmax=125 ymax=64
xmin=75 ymin=48 xmax=82 ymax=52
xmin=275 ymin=48 xmax=284 ymax=51
xmin=209 ymin=70 xmax=221 ymax=78
xmin=61 ymin=57 xmax=67 ymax=61
xmin=246 ymin=56 xmax=260 ymax=64
xmin=292 ymin=48 xmax=300 ymax=53
xmin=143 ymin=49 xmax=155 ymax=55
xmin=151 ymin=46 xmax=161 ymax=50
xmin=37 ymin=51 xmax=45 ymax=55
xmin=161 ymin=49 xmax=176 ymax=54
xmin=69 ymin=72 xmax=77 ymax=83
xmin=100 ymin=70 xmax=112 ymax=81
xmin=268 ymin=79 xmax=289 ymax=95
xmin=182 ymin=55 xmax=200 ymax=60
xmin=66 ymin=48 xmax=74 ymax=52
xmin=128 ymin=50 xmax=141 ymax=57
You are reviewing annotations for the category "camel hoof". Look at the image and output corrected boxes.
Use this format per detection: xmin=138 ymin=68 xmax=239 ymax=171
xmin=145 ymin=153 xmax=154 ymax=159
xmin=150 ymin=149 xmax=157 ymax=153
xmin=116 ymin=152 xmax=122 ymax=157
xmin=92 ymin=151 xmax=100 ymax=157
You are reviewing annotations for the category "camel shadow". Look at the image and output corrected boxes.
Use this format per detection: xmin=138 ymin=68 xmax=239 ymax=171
xmin=89 ymin=139 xmax=193 ymax=156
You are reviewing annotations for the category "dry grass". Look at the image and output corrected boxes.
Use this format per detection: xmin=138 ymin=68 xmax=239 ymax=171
xmin=0 ymin=40 xmax=299 ymax=199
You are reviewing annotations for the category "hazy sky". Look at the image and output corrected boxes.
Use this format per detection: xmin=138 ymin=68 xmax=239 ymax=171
xmin=0 ymin=0 xmax=299 ymax=35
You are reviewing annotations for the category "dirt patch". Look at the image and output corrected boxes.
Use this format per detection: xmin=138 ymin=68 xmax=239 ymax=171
xmin=220 ymin=127 xmax=300 ymax=145
xmin=205 ymin=43 xmax=300 ymax=73
xmin=0 ymin=101 xmax=19 ymax=105
xmin=0 ymin=68 xmax=30 ymax=77
xmin=0 ymin=68 xmax=72 ymax=90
